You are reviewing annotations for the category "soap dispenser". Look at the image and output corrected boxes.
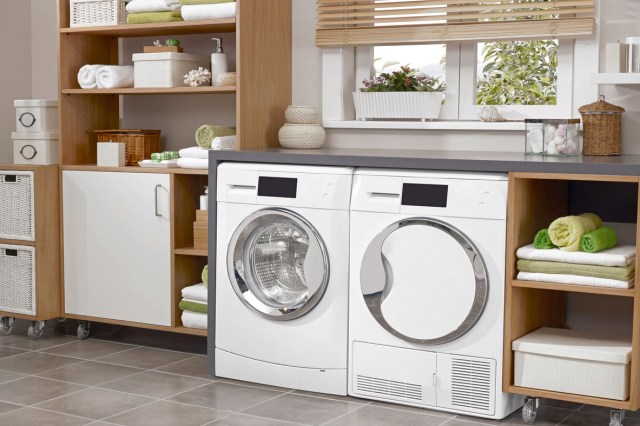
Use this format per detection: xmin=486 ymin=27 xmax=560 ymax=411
xmin=200 ymin=186 xmax=209 ymax=211
xmin=211 ymin=37 xmax=228 ymax=84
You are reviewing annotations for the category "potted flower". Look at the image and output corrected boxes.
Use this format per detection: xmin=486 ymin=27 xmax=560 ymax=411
xmin=353 ymin=65 xmax=446 ymax=121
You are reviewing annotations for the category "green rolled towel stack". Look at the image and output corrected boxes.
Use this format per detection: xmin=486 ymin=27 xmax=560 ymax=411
xmin=580 ymin=226 xmax=618 ymax=253
xmin=178 ymin=299 xmax=208 ymax=314
xmin=533 ymin=229 xmax=555 ymax=249
xmin=548 ymin=213 xmax=602 ymax=252
xmin=195 ymin=125 xmax=236 ymax=149
xmin=126 ymin=11 xmax=183 ymax=24
xmin=202 ymin=264 xmax=208 ymax=288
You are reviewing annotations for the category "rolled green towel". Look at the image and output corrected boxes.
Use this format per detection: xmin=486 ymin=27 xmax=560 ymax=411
xmin=126 ymin=11 xmax=183 ymax=24
xmin=533 ymin=229 xmax=555 ymax=249
xmin=195 ymin=125 xmax=236 ymax=149
xmin=179 ymin=0 xmax=235 ymax=4
xmin=179 ymin=299 xmax=208 ymax=314
xmin=548 ymin=213 xmax=603 ymax=252
xmin=517 ymin=258 xmax=634 ymax=281
xmin=202 ymin=264 xmax=208 ymax=288
xmin=580 ymin=226 xmax=618 ymax=253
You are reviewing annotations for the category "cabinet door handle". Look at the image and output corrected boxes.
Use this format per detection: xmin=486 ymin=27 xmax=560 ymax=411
xmin=154 ymin=184 xmax=162 ymax=217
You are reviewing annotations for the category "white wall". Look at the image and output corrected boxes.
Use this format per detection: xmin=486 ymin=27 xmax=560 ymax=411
xmin=31 ymin=0 xmax=58 ymax=99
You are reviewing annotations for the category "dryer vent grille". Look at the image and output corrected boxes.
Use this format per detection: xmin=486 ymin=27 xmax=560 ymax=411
xmin=356 ymin=375 xmax=422 ymax=401
xmin=450 ymin=357 xmax=492 ymax=412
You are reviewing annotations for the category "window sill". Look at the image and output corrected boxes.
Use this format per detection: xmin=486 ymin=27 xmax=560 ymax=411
xmin=322 ymin=120 xmax=525 ymax=131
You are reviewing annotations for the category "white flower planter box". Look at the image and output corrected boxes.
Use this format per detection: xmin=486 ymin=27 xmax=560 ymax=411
xmin=353 ymin=91 xmax=443 ymax=121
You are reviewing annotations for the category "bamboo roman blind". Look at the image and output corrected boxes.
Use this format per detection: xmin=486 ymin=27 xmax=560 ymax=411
xmin=315 ymin=0 xmax=595 ymax=47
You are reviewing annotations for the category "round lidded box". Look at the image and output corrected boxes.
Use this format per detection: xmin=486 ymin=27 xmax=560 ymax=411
xmin=278 ymin=123 xmax=325 ymax=149
xmin=285 ymin=105 xmax=317 ymax=124
xmin=578 ymin=98 xmax=625 ymax=156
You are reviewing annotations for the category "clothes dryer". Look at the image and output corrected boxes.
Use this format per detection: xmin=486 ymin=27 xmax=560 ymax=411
xmin=348 ymin=168 xmax=522 ymax=418
xmin=215 ymin=163 xmax=353 ymax=395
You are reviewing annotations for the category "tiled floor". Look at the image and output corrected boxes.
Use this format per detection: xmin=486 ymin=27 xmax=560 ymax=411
xmin=0 ymin=320 xmax=634 ymax=426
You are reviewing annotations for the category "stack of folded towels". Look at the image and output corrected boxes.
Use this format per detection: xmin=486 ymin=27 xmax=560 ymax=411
xmin=517 ymin=213 xmax=636 ymax=289
xmin=180 ymin=265 xmax=208 ymax=330
xmin=177 ymin=124 xmax=236 ymax=169
xmin=126 ymin=0 xmax=183 ymax=24
xmin=180 ymin=0 xmax=236 ymax=21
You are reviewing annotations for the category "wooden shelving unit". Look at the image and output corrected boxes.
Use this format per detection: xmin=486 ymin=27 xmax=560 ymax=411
xmin=503 ymin=172 xmax=640 ymax=412
xmin=57 ymin=0 xmax=292 ymax=336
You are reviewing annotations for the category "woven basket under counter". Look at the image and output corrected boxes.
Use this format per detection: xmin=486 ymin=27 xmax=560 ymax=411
xmin=95 ymin=130 xmax=161 ymax=166
xmin=579 ymin=99 xmax=625 ymax=156
xmin=0 ymin=244 xmax=36 ymax=316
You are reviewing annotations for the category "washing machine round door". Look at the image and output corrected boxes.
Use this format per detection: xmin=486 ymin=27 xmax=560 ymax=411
xmin=360 ymin=218 xmax=488 ymax=345
xmin=228 ymin=208 xmax=330 ymax=320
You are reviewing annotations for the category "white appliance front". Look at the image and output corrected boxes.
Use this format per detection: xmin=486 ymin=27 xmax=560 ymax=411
xmin=215 ymin=163 xmax=352 ymax=395
xmin=348 ymin=169 xmax=521 ymax=419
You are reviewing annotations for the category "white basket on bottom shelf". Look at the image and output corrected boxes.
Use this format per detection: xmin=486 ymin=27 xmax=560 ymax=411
xmin=0 ymin=244 xmax=36 ymax=316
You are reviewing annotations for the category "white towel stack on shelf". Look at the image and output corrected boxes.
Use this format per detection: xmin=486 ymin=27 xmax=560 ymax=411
xmin=126 ymin=0 xmax=181 ymax=13
xmin=177 ymin=136 xmax=236 ymax=169
xmin=180 ymin=283 xmax=207 ymax=330
xmin=77 ymin=65 xmax=134 ymax=89
xmin=181 ymin=2 xmax=236 ymax=20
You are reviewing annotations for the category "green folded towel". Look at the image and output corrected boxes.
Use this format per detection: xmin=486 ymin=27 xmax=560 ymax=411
xmin=179 ymin=299 xmax=208 ymax=314
xmin=533 ymin=229 xmax=555 ymax=249
xmin=580 ymin=226 xmax=618 ymax=253
xmin=517 ymin=259 xmax=634 ymax=282
xmin=202 ymin=264 xmax=208 ymax=288
xmin=126 ymin=11 xmax=183 ymax=24
xmin=195 ymin=125 xmax=236 ymax=149
xmin=548 ymin=213 xmax=603 ymax=252
xmin=179 ymin=0 xmax=235 ymax=5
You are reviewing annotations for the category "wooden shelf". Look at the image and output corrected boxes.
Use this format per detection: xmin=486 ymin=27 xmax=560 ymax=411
xmin=62 ymin=86 xmax=236 ymax=95
xmin=61 ymin=165 xmax=208 ymax=175
xmin=175 ymin=247 xmax=208 ymax=257
xmin=512 ymin=280 xmax=636 ymax=298
xmin=174 ymin=326 xmax=208 ymax=337
xmin=60 ymin=19 xmax=236 ymax=37
xmin=507 ymin=385 xmax=632 ymax=410
xmin=591 ymin=73 xmax=640 ymax=86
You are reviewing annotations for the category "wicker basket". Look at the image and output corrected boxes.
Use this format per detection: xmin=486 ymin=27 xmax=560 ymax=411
xmin=70 ymin=0 xmax=128 ymax=27
xmin=0 ymin=171 xmax=34 ymax=241
xmin=95 ymin=130 xmax=161 ymax=165
xmin=0 ymin=244 xmax=36 ymax=316
xmin=579 ymin=99 xmax=625 ymax=156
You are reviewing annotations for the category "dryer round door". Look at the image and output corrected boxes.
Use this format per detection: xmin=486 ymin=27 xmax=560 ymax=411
xmin=360 ymin=217 xmax=488 ymax=345
xmin=228 ymin=208 xmax=330 ymax=321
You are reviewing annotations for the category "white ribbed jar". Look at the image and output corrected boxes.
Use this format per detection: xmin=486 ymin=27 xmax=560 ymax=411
xmin=353 ymin=91 xmax=443 ymax=121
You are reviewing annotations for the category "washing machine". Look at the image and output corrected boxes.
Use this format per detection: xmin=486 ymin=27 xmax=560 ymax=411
xmin=215 ymin=162 xmax=353 ymax=395
xmin=348 ymin=168 xmax=522 ymax=419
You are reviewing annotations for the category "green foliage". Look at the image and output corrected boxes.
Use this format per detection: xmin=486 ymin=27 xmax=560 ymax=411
xmin=361 ymin=65 xmax=446 ymax=93
xmin=475 ymin=40 xmax=558 ymax=106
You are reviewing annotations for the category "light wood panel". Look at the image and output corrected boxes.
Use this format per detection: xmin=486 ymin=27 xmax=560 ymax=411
xmin=507 ymin=385 xmax=632 ymax=410
xmin=174 ymin=247 xmax=208 ymax=256
xmin=62 ymin=86 xmax=236 ymax=95
xmin=61 ymin=165 xmax=208 ymax=175
xmin=512 ymin=280 xmax=636 ymax=298
xmin=631 ymin=182 xmax=640 ymax=410
xmin=60 ymin=19 xmax=236 ymax=37
xmin=63 ymin=312 xmax=205 ymax=335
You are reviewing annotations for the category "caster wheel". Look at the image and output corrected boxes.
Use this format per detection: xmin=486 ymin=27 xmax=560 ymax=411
xmin=522 ymin=396 xmax=539 ymax=425
xmin=56 ymin=317 xmax=67 ymax=323
xmin=610 ymin=410 xmax=625 ymax=426
xmin=0 ymin=317 xmax=14 ymax=336
xmin=77 ymin=321 xmax=90 ymax=340
xmin=27 ymin=321 xmax=45 ymax=339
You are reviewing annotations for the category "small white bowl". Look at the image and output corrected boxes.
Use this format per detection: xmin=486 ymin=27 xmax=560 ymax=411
xmin=278 ymin=123 xmax=325 ymax=149
xmin=285 ymin=105 xmax=317 ymax=124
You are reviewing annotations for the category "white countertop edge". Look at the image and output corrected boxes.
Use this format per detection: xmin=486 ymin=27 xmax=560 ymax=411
xmin=322 ymin=120 xmax=526 ymax=131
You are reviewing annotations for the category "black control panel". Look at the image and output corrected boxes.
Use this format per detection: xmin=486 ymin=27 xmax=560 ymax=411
xmin=401 ymin=183 xmax=448 ymax=207
xmin=258 ymin=176 xmax=298 ymax=198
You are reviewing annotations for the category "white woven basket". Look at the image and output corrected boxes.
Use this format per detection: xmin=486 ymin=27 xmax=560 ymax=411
xmin=0 ymin=171 xmax=34 ymax=241
xmin=70 ymin=0 xmax=128 ymax=27
xmin=0 ymin=244 xmax=36 ymax=316
xmin=214 ymin=72 xmax=237 ymax=87
xmin=278 ymin=124 xmax=326 ymax=149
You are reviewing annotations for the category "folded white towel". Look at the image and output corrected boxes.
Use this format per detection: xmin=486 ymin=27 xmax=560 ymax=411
xmin=96 ymin=66 xmax=134 ymax=89
xmin=78 ymin=64 xmax=105 ymax=89
xmin=181 ymin=283 xmax=207 ymax=302
xmin=212 ymin=135 xmax=236 ymax=150
xmin=126 ymin=0 xmax=181 ymax=13
xmin=517 ymin=271 xmax=634 ymax=289
xmin=182 ymin=310 xmax=207 ymax=330
xmin=516 ymin=244 xmax=636 ymax=267
xmin=177 ymin=157 xmax=208 ymax=169
xmin=178 ymin=146 xmax=209 ymax=160
xmin=181 ymin=2 xmax=236 ymax=20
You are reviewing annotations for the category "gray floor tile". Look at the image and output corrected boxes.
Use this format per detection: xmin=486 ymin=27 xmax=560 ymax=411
xmin=0 ymin=351 xmax=82 ymax=374
xmin=35 ymin=387 xmax=155 ymax=421
xmin=0 ymin=376 xmax=86 ymax=405
xmin=219 ymin=378 xmax=293 ymax=393
xmin=455 ymin=406 xmax=574 ymax=425
xmin=105 ymin=400 xmax=230 ymax=426
xmin=207 ymin=413 xmax=305 ymax=425
xmin=560 ymin=409 xmax=640 ymax=425
xmin=97 ymin=347 xmax=196 ymax=369
xmin=0 ymin=369 xmax=26 ymax=384
xmin=0 ymin=346 xmax=29 ymax=359
xmin=324 ymin=404 xmax=448 ymax=426
xmin=99 ymin=370 xmax=210 ymax=399
xmin=242 ymin=393 xmax=364 ymax=426
xmin=540 ymin=398 xmax=584 ymax=411
xmin=291 ymin=390 xmax=368 ymax=404
xmin=0 ymin=400 xmax=23 ymax=415
xmin=369 ymin=400 xmax=455 ymax=418
xmin=170 ymin=381 xmax=286 ymax=412
xmin=37 ymin=361 xmax=144 ymax=386
xmin=156 ymin=355 xmax=212 ymax=379
xmin=0 ymin=332 xmax=77 ymax=351
xmin=42 ymin=339 xmax=135 ymax=360
xmin=0 ymin=407 xmax=93 ymax=426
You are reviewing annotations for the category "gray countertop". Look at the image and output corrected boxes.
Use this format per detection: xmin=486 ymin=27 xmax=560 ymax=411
xmin=210 ymin=148 xmax=640 ymax=176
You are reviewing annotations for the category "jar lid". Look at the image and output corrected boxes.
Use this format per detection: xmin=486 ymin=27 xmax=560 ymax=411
xmin=578 ymin=99 xmax=625 ymax=114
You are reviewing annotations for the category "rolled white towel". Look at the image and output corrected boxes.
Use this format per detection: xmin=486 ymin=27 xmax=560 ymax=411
xmin=96 ymin=66 xmax=134 ymax=89
xmin=178 ymin=146 xmax=208 ymax=160
xmin=177 ymin=158 xmax=208 ymax=169
xmin=126 ymin=0 xmax=181 ymax=13
xmin=212 ymin=135 xmax=236 ymax=150
xmin=78 ymin=64 xmax=105 ymax=89
xmin=181 ymin=2 xmax=236 ymax=21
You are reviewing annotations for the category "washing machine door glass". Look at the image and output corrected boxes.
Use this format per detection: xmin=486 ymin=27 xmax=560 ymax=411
xmin=361 ymin=218 xmax=488 ymax=345
xmin=228 ymin=208 xmax=330 ymax=320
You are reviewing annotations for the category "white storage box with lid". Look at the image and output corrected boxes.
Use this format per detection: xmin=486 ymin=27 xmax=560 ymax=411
xmin=0 ymin=244 xmax=36 ymax=316
xmin=14 ymin=100 xmax=58 ymax=133
xmin=0 ymin=171 xmax=34 ymax=241
xmin=133 ymin=52 xmax=210 ymax=88
xmin=12 ymin=132 xmax=59 ymax=166
xmin=513 ymin=327 xmax=631 ymax=400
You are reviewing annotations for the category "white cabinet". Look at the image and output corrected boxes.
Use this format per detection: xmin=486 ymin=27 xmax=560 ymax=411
xmin=62 ymin=171 xmax=171 ymax=326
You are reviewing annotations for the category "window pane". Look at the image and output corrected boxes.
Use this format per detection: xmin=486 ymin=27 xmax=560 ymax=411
xmin=475 ymin=40 xmax=558 ymax=106
xmin=373 ymin=45 xmax=446 ymax=83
